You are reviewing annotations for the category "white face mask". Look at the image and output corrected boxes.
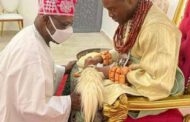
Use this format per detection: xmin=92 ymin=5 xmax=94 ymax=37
xmin=46 ymin=16 xmax=73 ymax=44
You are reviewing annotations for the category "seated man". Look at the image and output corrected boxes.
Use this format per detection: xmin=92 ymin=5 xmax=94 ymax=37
xmin=76 ymin=0 xmax=184 ymax=121
xmin=0 ymin=0 xmax=80 ymax=122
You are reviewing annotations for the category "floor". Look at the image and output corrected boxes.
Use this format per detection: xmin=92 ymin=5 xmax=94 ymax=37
xmin=0 ymin=31 xmax=113 ymax=65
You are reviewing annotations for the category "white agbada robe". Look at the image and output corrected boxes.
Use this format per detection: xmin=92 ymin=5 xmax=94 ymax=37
xmin=0 ymin=25 xmax=71 ymax=122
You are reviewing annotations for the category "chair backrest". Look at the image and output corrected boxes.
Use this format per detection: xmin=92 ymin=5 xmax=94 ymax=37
xmin=179 ymin=0 xmax=190 ymax=93
xmin=0 ymin=0 xmax=19 ymax=12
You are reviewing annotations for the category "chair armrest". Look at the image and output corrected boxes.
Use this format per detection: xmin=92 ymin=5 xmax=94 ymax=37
xmin=128 ymin=95 xmax=190 ymax=111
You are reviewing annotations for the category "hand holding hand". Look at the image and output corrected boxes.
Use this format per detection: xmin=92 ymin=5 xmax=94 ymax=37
xmin=84 ymin=55 xmax=103 ymax=68
xmin=95 ymin=66 xmax=110 ymax=79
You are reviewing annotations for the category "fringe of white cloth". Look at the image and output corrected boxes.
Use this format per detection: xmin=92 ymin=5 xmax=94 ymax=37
xmin=75 ymin=67 xmax=104 ymax=122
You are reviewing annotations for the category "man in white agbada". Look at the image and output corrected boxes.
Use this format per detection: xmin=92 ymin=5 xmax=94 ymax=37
xmin=0 ymin=0 xmax=80 ymax=122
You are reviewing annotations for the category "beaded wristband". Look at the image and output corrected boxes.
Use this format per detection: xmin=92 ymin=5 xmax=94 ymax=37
xmin=101 ymin=51 xmax=112 ymax=65
xmin=109 ymin=66 xmax=130 ymax=84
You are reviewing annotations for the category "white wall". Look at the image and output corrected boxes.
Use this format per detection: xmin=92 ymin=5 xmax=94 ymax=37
xmin=18 ymin=0 xmax=38 ymax=27
xmin=0 ymin=0 xmax=38 ymax=31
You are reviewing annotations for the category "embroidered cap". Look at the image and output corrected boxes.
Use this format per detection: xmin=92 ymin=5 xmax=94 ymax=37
xmin=38 ymin=0 xmax=77 ymax=16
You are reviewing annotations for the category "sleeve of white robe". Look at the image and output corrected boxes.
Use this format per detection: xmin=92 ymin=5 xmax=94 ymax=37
xmin=54 ymin=64 xmax=66 ymax=94
xmin=16 ymin=60 xmax=71 ymax=122
xmin=127 ymin=24 xmax=181 ymax=101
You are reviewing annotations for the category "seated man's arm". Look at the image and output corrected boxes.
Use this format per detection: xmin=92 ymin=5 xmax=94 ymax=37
xmin=127 ymin=24 xmax=182 ymax=101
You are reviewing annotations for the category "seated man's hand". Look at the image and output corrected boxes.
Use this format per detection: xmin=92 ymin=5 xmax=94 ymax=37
xmin=96 ymin=66 xmax=110 ymax=79
xmin=70 ymin=92 xmax=81 ymax=111
xmin=65 ymin=60 xmax=76 ymax=74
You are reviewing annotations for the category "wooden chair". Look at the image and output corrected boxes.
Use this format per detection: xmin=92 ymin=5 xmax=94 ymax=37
xmin=0 ymin=0 xmax=23 ymax=36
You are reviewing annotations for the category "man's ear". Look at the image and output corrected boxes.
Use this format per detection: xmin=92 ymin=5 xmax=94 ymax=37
xmin=42 ymin=15 xmax=49 ymax=24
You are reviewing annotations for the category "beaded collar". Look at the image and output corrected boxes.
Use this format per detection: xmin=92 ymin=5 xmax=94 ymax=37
xmin=114 ymin=0 xmax=153 ymax=53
